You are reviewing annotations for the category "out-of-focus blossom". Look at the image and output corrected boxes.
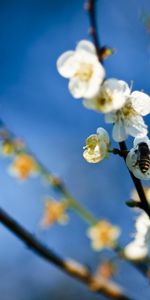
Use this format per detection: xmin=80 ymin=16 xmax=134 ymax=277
xmin=105 ymin=90 xmax=150 ymax=142
xmin=124 ymin=240 xmax=148 ymax=260
xmin=141 ymin=11 xmax=150 ymax=33
xmin=57 ymin=40 xmax=105 ymax=99
xmin=83 ymin=78 xmax=129 ymax=113
xmin=9 ymin=153 xmax=39 ymax=180
xmin=126 ymin=136 xmax=150 ymax=180
xmin=124 ymin=212 xmax=150 ymax=260
xmin=87 ymin=220 xmax=120 ymax=251
xmin=41 ymin=199 xmax=69 ymax=227
xmin=0 ymin=140 xmax=15 ymax=156
xmin=100 ymin=47 xmax=116 ymax=60
xmin=95 ymin=260 xmax=117 ymax=280
xmin=83 ymin=127 xmax=110 ymax=163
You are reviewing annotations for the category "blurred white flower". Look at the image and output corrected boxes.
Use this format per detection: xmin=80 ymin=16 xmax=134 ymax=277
xmin=83 ymin=78 xmax=130 ymax=113
xmin=124 ymin=240 xmax=148 ymax=261
xmin=105 ymin=90 xmax=150 ymax=142
xmin=124 ymin=212 xmax=150 ymax=260
xmin=57 ymin=40 xmax=105 ymax=99
xmin=126 ymin=136 xmax=150 ymax=180
xmin=83 ymin=127 xmax=110 ymax=163
xmin=87 ymin=220 xmax=120 ymax=251
xmin=8 ymin=154 xmax=39 ymax=180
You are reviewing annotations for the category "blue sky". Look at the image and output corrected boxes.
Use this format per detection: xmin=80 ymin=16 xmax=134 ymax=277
xmin=0 ymin=1 xmax=150 ymax=299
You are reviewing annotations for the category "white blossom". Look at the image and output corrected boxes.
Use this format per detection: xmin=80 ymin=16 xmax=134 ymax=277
xmin=57 ymin=40 xmax=105 ymax=99
xmin=105 ymin=90 xmax=150 ymax=142
xmin=83 ymin=78 xmax=130 ymax=113
xmin=83 ymin=127 xmax=110 ymax=163
xmin=124 ymin=212 xmax=150 ymax=260
xmin=124 ymin=240 xmax=148 ymax=261
xmin=87 ymin=220 xmax=120 ymax=250
xmin=126 ymin=136 xmax=150 ymax=180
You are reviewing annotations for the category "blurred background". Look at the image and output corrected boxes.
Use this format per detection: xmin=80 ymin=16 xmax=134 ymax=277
xmin=0 ymin=0 xmax=150 ymax=299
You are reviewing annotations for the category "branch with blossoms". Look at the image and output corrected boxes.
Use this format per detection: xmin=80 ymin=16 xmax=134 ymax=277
xmin=1 ymin=116 xmax=150 ymax=270
xmin=1 ymin=1 xmax=150 ymax=300
xmin=0 ymin=207 xmax=133 ymax=300
xmin=56 ymin=0 xmax=150 ymax=279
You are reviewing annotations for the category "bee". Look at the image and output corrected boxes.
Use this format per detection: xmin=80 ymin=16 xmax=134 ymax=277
xmin=135 ymin=142 xmax=150 ymax=173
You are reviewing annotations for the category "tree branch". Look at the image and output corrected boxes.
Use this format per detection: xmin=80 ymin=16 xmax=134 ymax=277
xmin=119 ymin=141 xmax=150 ymax=217
xmin=85 ymin=0 xmax=150 ymax=218
xmin=0 ymin=117 xmax=149 ymax=278
xmin=0 ymin=207 xmax=131 ymax=300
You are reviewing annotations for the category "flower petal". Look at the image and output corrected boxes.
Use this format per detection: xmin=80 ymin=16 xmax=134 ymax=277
xmin=97 ymin=127 xmax=110 ymax=145
xmin=83 ymin=148 xmax=101 ymax=163
xmin=112 ymin=121 xmax=128 ymax=142
xmin=103 ymin=79 xmax=130 ymax=95
xmin=104 ymin=112 xmax=117 ymax=123
xmin=76 ymin=40 xmax=96 ymax=55
xmin=133 ymin=168 xmax=150 ymax=180
xmin=99 ymin=79 xmax=130 ymax=111
xmin=133 ymin=136 xmax=150 ymax=148
xmin=125 ymin=115 xmax=148 ymax=138
xmin=135 ymin=213 xmax=150 ymax=235
xmin=57 ymin=51 xmax=77 ymax=78
xmin=126 ymin=149 xmax=137 ymax=171
xmin=69 ymin=77 xmax=88 ymax=98
xmin=83 ymin=63 xmax=105 ymax=98
xmin=130 ymin=91 xmax=150 ymax=116
xmin=124 ymin=241 xmax=148 ymax=260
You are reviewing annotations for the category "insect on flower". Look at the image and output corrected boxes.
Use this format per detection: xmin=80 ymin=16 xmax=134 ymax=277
xmin=126 ymin=137 xmax=150 ymax=180
xmin=134 ymin=142 xmax=150 ymax=174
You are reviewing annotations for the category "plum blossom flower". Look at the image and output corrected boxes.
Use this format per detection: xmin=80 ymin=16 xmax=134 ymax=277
xmin=57 ymin=40 xmax=105 ymax=99
xmin=41 ymin=199 xmax=69 ymax=227
xmin=83 ymin=127 xmax=110 ymax=163
xmin=9 ymin=153 xmax=39 ymax=180
xmin=83 ymin=78 xmax=130 ymax=113
xmin=126 ymin=136 xmax=150 ymax=180
xmin=105 ymin=89 xmax=150 ymax=142
xmin=87 ymin=220 xmax=120 ymax=251
xmin=124 ymin=213 xmax=150 ymax=260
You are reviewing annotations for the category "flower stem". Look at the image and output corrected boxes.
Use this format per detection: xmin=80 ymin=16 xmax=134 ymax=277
xmin=63 ymin=189 xmax=98 ymax=225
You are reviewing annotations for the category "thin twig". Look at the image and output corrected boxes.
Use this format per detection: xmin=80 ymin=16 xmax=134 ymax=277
xmin=0 ymin=207 xmax=131 ymax=300
xmin=110 ymin=148 xmax=128 ymax=158
xmin=85 ymin=0 xmax=100 ymax=53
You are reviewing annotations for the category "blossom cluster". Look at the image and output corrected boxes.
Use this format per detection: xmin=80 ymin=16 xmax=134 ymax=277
xmin=57 ymin=39 xmax=150 ymax=180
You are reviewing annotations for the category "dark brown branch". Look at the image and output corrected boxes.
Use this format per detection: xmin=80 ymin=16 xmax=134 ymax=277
xmin=85 ymin=0 xmax=103 ymax=59
xmin=0 ymin=207 xmax=132 ymax=300
xmin=111 ymin=148 xmax=128 ymax=158
xmin=119 ymin=141 xmax=150 ymax=217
